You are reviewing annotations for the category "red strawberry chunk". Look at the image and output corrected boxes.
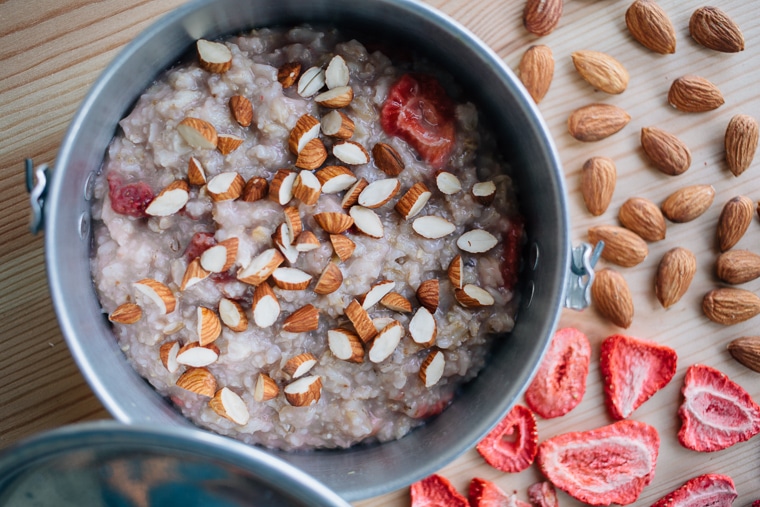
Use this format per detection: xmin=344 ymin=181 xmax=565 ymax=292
xmin=525 ymin=327 xmax=591 ymax=419
xmin=536 ymin=420 xmax=660 ymax=506
xmin=381 ymin=73 xmax=456 ymax=169
xmin=469 ymin=477 xmax=530 ymax=507
xmin=600 ymin=334 xmax=677 ymax=420
xmin=107 ymin=173 xmax=154 ymax=218
xmin=753 ymin=500 xmax=760 ymax=507
xmin=476 ymin=404 xmax=537 ymax=473
xmin=411 ymin=474 xmax=468 ymax=507
xmin=501 ymin=217 xmax=524 ymax=292
xmin=527 ymin=482 xmax=558 ymax=507
xmin=651 ymin=473 xmax=737 ymax=507
xmin=678 ymin=363 xmax=760 ymax=452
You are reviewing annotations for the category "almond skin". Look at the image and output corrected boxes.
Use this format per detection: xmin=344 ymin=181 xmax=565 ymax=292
xmin=581 ymin=157 xmax=616 ymax=216
xmin=727 ymin=336 xmax=760 ymax=373
xmin=716 ymin=250 xmax=760 ymax=285
xmin=519 ymin=45 xmax=554 ymax=104
xmin=568 ymin=104 xmax=630 ymax=142
xmin=640 ymin=127 xmax=691 ymax=176
xmin=668 ymin=75 xmax=724 ymax=113
xmin=229 ymin=95 xmax=253 ymax=127
xmin=703 ymin=288 xmax=760 ymax=325
xmin=717 ymin=196 xmax=754 ymax=252
xmin=588 ymin=225 xmax=648 ymax=268
xmin=655 ymin=247 xmax=697 ymax=309
xmin=618 ymin=197 xmax=666 ymax=242
xmin=661 ymin=184 xmax=715 ymax=223
xmin=523 ymin=0 xmax=563 ymax=36
xmin=689 ymin=6 xmax=744 ymax=53
xmin=592 ymin=268 xmax=634 ymax=328
xmin=625 ymin=0 xmax=677 ymax=54
xmin=571 ymin=50 xmax=629 ymax=94
xmin=725 ymin=114 xmax=759 ymax=177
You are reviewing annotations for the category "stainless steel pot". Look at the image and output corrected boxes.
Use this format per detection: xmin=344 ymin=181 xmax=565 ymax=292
xmin=34 ymin=0 xmax=581 ymax=501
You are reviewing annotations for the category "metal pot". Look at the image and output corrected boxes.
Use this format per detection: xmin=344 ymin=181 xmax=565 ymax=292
xmin=29 ymin=0 xmax=592 ymax=501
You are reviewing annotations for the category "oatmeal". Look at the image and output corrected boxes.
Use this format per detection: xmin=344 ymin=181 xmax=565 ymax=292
xmin=91 ymin=26 xmax=522 ymax=451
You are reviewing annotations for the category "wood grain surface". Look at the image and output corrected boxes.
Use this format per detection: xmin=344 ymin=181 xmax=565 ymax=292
xmin=2 ymin=1 xmax=759 ymax=505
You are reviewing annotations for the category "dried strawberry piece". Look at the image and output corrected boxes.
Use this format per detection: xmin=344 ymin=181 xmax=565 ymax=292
xmin=753 ymin=500 xmax=760 ymax=507
xmin=411 ymin=474 xmax=468 ymax=507
xmin=527 ymin=481 xmax=558 ymax=507
xmin=600 ymin=334 xmax=677 ymax=420
xmin=501 ymin=217 xmax=524 ymax=291
xmin=678 ymin=363 xmax=760 ymax=452
xmin=476 ymin=404 xmax=537 ymax=473
xmin=651 ymin=473 xmax=737 ymax=507
xmin=524 ymin=327 xmax=591 ymax=419
xmin=469 ymin=477 xmax=530 ymax=507
xmin=536 ymin=419 xmax=659 ymax=506
xmin=107 ymin=173 xmax=154 ymax=218
xmin=184 ymin=231 xmax=216 ymax=261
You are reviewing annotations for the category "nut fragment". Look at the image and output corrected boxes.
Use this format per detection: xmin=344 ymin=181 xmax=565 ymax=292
xmin=395 ymin=183 xmax=432 ymax=221
xmin=200 ymin=237 xmax=238 ymax=273
xmin=109 ymin=303 xmax=143 ymax=324
xmin=320 ymin=110 xmax=355 ymax=139
xmin=282 ymin=304 xmax=319 ymax=333
xmin=581 ymin=157 xmax=616 ymax=216
xmin=176 ymin=342 xmax=220 ymax=368
xmin=435 ymin=171 xmax=462 ymax=195
xmin=448 ymin=255 xmax=463 ymax=289
xmin=176 ymin=367 xmax=217 ymax=397
xmin=217 ymin=134 xmax=244 ymax=155
xmin=242 ymin=176 xmax=268 ymax=202
xmin=134 ymin=279 xmax=176 ymax=314
xmin=412 ymin=215 xmax=455 ymax=239
xmin=703 ymin=288 xmax=760 ymax=325
xmin=188 ymin=157 xmax=206 ymax=186
xmin=362 ymin=280 xmax=396 ymax=310
xmin=207 ymin=172 xmax=245 ymax=202
xmin=292 ymin=170 xmax=322 ymax=206
xmin=313 ymin=262 xmax=343 ymax=295
xmin=196 ymin=39 xmax=232 ymax=73
xmin=523 ymin=0 xmax=563 ymax=36
xmin=289 ymin=114 xmax=321 ymax=155
xmin=725 ymin=114 xmax=759 ymax=177
xmin=219 ymin=298 xmax=248 ymax=332
xmin=295 ymin=231 xmax=320 ymax=252
xmin=341 ymin=178 xmax=368 ymax=208
xmin=345 ymin=299 xmax=377 ymax=343
xmin=314 ymin=212 xmax=354 ymax=234
xmin=380 ymin=292 xmax=412 ymax=313
xmin=283 ymin=206 xmax=302 ymax=244
xmin=373 ymin=143 xmax=405 ymax=176
xmin=350 ymin=206 xmax=384 ymax=238
xmin=295 ymin=138 xmax=328 ymax=170
xmin=717 ymin=196 xmax=754 ymax=252
xmin=618 ymin=197 xmax=666 ymax=242
xmin=571 ymin=50 xmax=629 ymax=94
xmin=254 ymin=373 xmax=279 ymax=402
xmin=689 ymin=6 xmax=744 ymax=53
xmin=625 ymin=0 xmax=677 ymax=54
xmin=297 ymin=66 xmax=325 ymax=97
xmin=591 ymin=268 xmax=634 ymax=328
xmin=197 ymin=306 xmax=222 ymax=346
xmin=268 ymin=169 xmax=297 ymax=205
xmin=325 ymin=55 xmax=350 ymax=89
xmin=471 ymin=181 xmax=496 ymax=206
xmin=333 ymin=140 xmax=370 ymax=165
xmin=160 ymin=341 xmax=180 ymax=373
xmin=588 ymin=225 xmax=648 ymax=267
xmin=316 ymin=165 xmax=356 ymax=194
xmin=416 ymin=279 xmax=439 ymax=313
xmin=519 ymin=45 xmax=554 ymax=104
xmin=180 ymin=258 xmax=210 ymax=291
xmin=328 ymin=328 xmax=364 ymax=363
xmin=209 ymin=387 xmax=250 ymax=425
xmin=640 ymin=127 xmax=691 ymax=176
xmin=716 ymin=250 xmax=760 ymax=285
xmin=284 ymin=375 xmax=322 ymax=406
xmin=420 ymin=350 xmax=445 ymax=388
xmin=315 ymin=86 xmax=353 ymax=108
xmin=283 ymin=353 xmax=318 ymax=379
xmin=454 ymin=284 xmax=495 ymax=308
xmin=457 ymin=229 xmax=498 ymax=254
xmin=272 ymin=223 xmax=299 ymax=264
xmin=655 ymin=247 xmax=697 ymax=309
xmin=668 ymin=75 xmax=724 ymax=113
xmin=237 ymin=248 xmax=285 ymax=286
xmin=146 ymin=180 xmax=190 ymax=216
xmin=329 ymin=234 xmax=356 ymax=261
xmin=271 ymin=267 xmax=313 ymax=290
xmin=409 ymin=307 xmax=437 ymax=346
xmin=368 ymin=321 xmax=404 ymax=363
xmin=567 ymin=104 xmax=631 ymax=142
xmin=661 ymin=184 xmax=715 ymax=223
xmin=278 ymin=62 xmax=302 ymax=88
xmin=177 ymin=117 xmax=218 ymax=150
xmin=252 ymin=283 xmax=280 ymax=328
xmin=358 ymin=178 xmax=400 ymax=208
xmin=727 ymin=337 xmax=760 ymax=373
xmin=229 ymin=95 xmax=253 ymax=127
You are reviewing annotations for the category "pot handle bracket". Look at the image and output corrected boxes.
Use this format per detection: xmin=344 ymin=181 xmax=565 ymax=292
xmin=26 ymin=159 xmax=50 ymax=235
xmin=564 ymin=241 xmax=604 ymax=311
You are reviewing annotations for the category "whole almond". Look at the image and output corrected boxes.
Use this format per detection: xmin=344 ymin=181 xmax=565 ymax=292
xmin=523 ymin=0 xmax=563 ymax=36
xmin=661 ymin=184 xmax=715 ymax=223
xmin=618 ymin=197 xmax=666 ymax=241
xmin=625 ymin=0 xmax=676 ymax=54
xmin=727 ymin=336 xmax=760 ymax=373
xmin=703 ymin=288 xmax=760 ymax=325
xmin=571 ymin=50 xmax=629 ymax=94
xmin=668 ymin=75 xmax=724 ymax=113
xmin=568 ymin=104 xmax=631 ymax=142
xmin=581 ymin=157 xmax=616 ymax=216
xmin=725 ymin=114 xmax=759 ymax=177
xmin=591 ymin=268 xmax=634 ymax=328
xmin=519 ymin=45 xmax=554 ymax=104
xmin=689 ymin=6 xmax=744 ymax=53
xmin=640 ymin=127 xmax=691 ymax=176
xmin=588 ymin=225 xmax=648 ymax=267
xmin=655 ymin=247 xmax=696 ymax=308
xmin=716 ymin=250 xmax=760 ymax=285
xmin=717 ymin=196 xmax=753 ymax=252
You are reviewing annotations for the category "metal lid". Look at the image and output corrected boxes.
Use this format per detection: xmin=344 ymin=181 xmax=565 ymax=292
xmin=0 ymin=422 xmax=350 ymax=507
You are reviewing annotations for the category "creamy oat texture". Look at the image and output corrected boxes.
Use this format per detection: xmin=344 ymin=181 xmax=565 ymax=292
xmin=91 ymin=27 xmax=520 ymax=450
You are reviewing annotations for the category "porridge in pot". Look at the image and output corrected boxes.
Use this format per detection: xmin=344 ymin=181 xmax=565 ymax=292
xmin=91 ymin=26 xmax=523 ymax=450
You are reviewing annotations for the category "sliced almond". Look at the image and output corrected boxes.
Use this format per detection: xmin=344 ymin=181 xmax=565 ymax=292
xmin=284 ymin=375 xmax=322 ymax=406
xmin=436 ymin=171 xmax=462 ymax=195
xmin=200 ymin=237 xmax=238 ymax=273
xmin=350 ymin=205 xmax=384 ymax=238
xmin=320 ymin=110 xmax=355 ymax=139
xmin=283 ymin=206 xmax=302 ymax=244
xmin=361 ymin=280 xmax=396 ymax=310
xmin=315 ymin=86 xmax=353 ymax=108
xmin=217 ymin=134 xmax=244 ymax=155
xmin=229 ymin=95 xmax=253 ymax=127
xmin=272 ymin=223 xmax=299 ymax=264
xmin=380 ymin=292 xmax=412 ymax=313
xmin=278 ymin=62 xmax=302 ymax=88
xmin=297 ymin=66 xmax=326 ymax=98
xmin=372 ymin=317 xmax=396 ymax=333
xmin=471 ymin=181 xmax=496 ymax=206
xmin=412 ymin=216 xmax=456 ymax=239
xmin=314 ymin=262 xmax=343 ymax=295
xmin=177 ymin=341 xmax=220 ymax=367
xmin=197 ymin=306 xmax=222 ymax=346
xmin=209 ymin=387 xmax=250 ymax=425
xmin=316 ymin=165 xmax=357 ymax=194
xmin=134 ymin=279 xmax=175 ymax=314
xmin=457 ymin=229 xmax=498 ymax=253
xmin=219 ymin=298 xmax=248 ymax=332
xmin=358 ymin=178 xmax=400 ymax=208
xmin=341 ymin=178 xmax=368 ymax=208
xmin=177 ymin=117 xmax=218 ymax=150
xmin=395 ymin=182 xmax=432 ymax=220
xmin=159 ymin=341 xmax=180 ymax=373
xmin=252 ymin=283 xmax=280 ymax=328
xmin=419 ymin=350 xmax=445 ymax=388
xmin=372 ymin=143 xmax=405 ymax=176
xmin=268 ymin=169 xmax=297 ymax=205
xmin=282 ymin=304 xmax=320 ymax=333
xmin=176 ymin=367 xmax=217 ymax=397
xmin=272 ymin=267 xmax=313 ymax=290
xmin=283 ymin=353 xmax=318 ymax=378
xmin=368 ymin=320 xmax=404 ymax=363
xmin=296 ymin=138 xmax=328 ymax=170
xmin=242 ymin=176 xmax=268 ymax=202
xmin=187 ymin=157 xmax=207 ymax=186
xmin=325 ymin=55 xmax=350 ymax=89
xmin=409 ymin=306 xmax=437 ymax=346
xmin=345 ymin=299 xmax=377 ymax=343
xmin=333 ymin=141 xmax=369 ymax=165
xmin=455 ymin=284 xmax=495 ymax=307
xmin=237 ymin=248 xmax=285 ymax=286
xmin=207 ymin=172 xmax=245 ymax=202
xmin=109 ymin=303 xmax=143 ymax=324
xmin=295 ymin=230 xmax=320 ymax=252
xmin=289 ymin=114 xmax=321 ymax=155
xmin=180 ymin=257 xmax=210 ymax=291
xmin=314 ymin=212 xmax=354 ymax=234
xmin=416 ymin=279 xmax=439 ymax=313
xmin=329 ymin=234 xmax=356 ymax=261
xmin=196 ymin=39 xmax=232 ymax=73
xmin=328 ymin=328 xmax=364 ymax=363
xmin=448 ymin=255 xmax=463 ymax=289
xmin=162 ymin=321 xmax=185 ymax=336
xmin=146 ymin=180 xmax=190 ymax=217
xmin=254 ymin=373 xmax=279 ymax=402
xmin=292 ymin=170 xmax=322 ymax=205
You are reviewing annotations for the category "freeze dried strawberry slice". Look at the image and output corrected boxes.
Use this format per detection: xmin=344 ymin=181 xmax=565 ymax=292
xmin=651 ymin=473 xmax=737 ymax=507
xmin=501 ymin=217 xmax=524 ymax=292
xmin=536 ymin=420 xmax=659 ymax=506
xmin=527 ymin=482 xmax=558 ymax=507
xmin=469 ymin=477 xmax=530 ymax=507
xmin=600 ymin=334 xmax=677 ymax=420
xmin=107 ymin=173 xmax=154 ymax=218
xmin=381 ymin=73 xmax=456 ymax=169
xmin=525 ymin=327 xmax=591 ymax=419
xmin=678 ymin=363 xmax=760 ymax=452
xmin=411 ymin=474 xmax=467 ymax=507
xmin=476 ymin=404 xmax=537 ymax=473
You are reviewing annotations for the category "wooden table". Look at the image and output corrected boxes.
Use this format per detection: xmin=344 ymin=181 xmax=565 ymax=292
xmin=2 ymin=1 xmax=759 ymax=505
